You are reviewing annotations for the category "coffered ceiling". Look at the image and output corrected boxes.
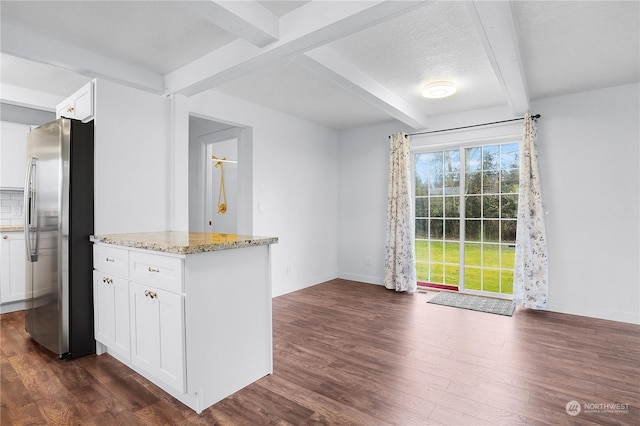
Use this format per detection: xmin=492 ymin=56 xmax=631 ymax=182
xmin=1 ymin=1 xmax=638 ymax=130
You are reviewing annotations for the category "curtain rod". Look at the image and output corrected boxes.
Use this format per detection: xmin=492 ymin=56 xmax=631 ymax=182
xmin=392 ymin=114 xmax=541 ymax=138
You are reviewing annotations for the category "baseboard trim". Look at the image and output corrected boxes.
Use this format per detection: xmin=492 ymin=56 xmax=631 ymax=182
xmin=547 ymin=301 xmax=640 ymax=325
xmin=0 ymin=300 xmax=26 ymax=314
xmin=337 ymin=272 xmax=383 ymax=285
xmin=272 ymin=273 xmax=338 ymax=298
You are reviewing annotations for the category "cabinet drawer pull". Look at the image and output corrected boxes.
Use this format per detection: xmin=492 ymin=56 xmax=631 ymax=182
xmin=2 ymin=235 xmax=8 ymax=240
xmin=148 ymin=267 xmax=160 ymax=273
xmin=105 ymin=257 xmax=115 ymax=262
xmin=102 ymin=277 xmax=112 ymax=284
xmin=66 ymin=106 xmax=75 ymax=113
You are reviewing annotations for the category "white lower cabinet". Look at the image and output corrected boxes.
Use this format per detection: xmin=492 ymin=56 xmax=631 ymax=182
xmin=1 ymin=232 xmax=26 ymax=311
xmin=92 ymin=241 xmax=273 ymax=414
xmin=129 ymin=281 xmax=185 ymax=393
xmin=93 ymin=244 xmax=186 ymax=395
xmin=93 ymin=271 xmax=130 ymax=361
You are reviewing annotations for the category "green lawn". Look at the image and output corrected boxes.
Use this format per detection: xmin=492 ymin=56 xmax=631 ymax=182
xmin=416 ymin=240 xmax=514 ymax=294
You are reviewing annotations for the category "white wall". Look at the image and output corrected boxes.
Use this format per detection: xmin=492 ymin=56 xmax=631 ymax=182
xmin=188 ymin=127 xmax=205 ymax=232
xmin=337 ymin=122 xmax=397 ymax=284
xmin=532 ymin=83 xmax=639 ymax=324
xmin=337 ymin=84 xmax=639 ymax=324
xmin=94 ymin=79 xmax=171 ymax=234
xmin=189 ymin=91 xmax=339 ymax=296
xmin=170 ymin=94 xmax=190 ymax=232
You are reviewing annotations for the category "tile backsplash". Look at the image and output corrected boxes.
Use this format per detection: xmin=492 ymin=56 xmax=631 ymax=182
xmin=0 ymin=189 xmax=24 ymax=226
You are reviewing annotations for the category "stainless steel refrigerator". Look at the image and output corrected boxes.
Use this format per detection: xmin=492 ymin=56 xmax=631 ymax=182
xmin=24 ymin=118 xmax=95 ymax=359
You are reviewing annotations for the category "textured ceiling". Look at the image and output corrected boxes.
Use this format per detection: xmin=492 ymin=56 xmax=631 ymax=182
xmin=0 ymin=53 xmax=91 ymax=96
xmin=513 ymin=1 xmax=640 ymax=99
xmin=1 ymin=1 xmax=638 ymax=130
xmin=0 ymin=1 xmax=236 ymax=74
xmin=257 ymin=1 xmax=310 ymax=17
xmin=326 ymin=1 xmax=507 ymax=117
xmin=214 ymin=57 xmax=394 ymax=129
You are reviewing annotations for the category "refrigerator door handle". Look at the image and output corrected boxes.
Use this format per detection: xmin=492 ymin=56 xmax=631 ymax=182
xmin=24 ymin=156 xmax=38 ymax=262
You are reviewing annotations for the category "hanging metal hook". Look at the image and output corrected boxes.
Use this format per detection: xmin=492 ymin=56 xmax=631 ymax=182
xmin=212 ymin=155 xmax=227 ymax=214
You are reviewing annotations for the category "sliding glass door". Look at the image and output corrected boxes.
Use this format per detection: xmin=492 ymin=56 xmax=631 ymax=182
xmin=414 ymin=142 xmax=519 ymax=298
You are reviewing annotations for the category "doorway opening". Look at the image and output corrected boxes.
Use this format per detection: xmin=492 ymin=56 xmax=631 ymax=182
xmin=188 ymin=115 xmax=252 ymax=235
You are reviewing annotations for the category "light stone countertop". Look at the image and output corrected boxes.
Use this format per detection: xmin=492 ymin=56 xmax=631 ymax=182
xmin=0 ymin=226 xmax=24 ymax=233
xmin=90 ymin=231 xmax=278 ymax=255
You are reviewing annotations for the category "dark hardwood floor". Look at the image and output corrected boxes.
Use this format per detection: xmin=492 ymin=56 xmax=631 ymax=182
xmin=1 ymin=279 xmax=639 ymax=425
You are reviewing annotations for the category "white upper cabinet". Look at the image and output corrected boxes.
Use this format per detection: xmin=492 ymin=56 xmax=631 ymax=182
xmin=56 ymin=81 xmax=94 ymax=122
xmin=0 ymin=121 xmax=30 ymax=189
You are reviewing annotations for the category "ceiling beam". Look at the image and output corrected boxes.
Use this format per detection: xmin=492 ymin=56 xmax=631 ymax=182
xmin=0 ymin=22 xmax=165 ymax=95
xmin=296 ymin=47 xmax=429 ymax=129
xmin=165 ymin=1 xmax=426 ymax=97
xmin=181 ymin=0 xmax=279 ymax=48
xmin=0 ymin=83 xmax=63 ymax=111
xmin=466 ymin=1 xmax=530 ymax=116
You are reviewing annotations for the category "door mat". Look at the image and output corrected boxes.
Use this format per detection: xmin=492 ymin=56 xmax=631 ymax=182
xmin=427 ymin=292 xmax=516 ymax=316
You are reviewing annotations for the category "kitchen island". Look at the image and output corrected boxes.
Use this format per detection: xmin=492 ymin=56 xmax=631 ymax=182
xmin=90 ymin=231 xmax=278 ymax=414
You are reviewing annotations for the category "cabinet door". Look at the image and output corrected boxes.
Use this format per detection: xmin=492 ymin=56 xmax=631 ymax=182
xmin=0 ymin=122 xmax=30 ymax=189
xmin=93 ymin=271 xmax=113 ymax=345
xmin=93 ymin=271 xmax=130 ymax=361
xmin=56 ymin=82 xmax=94 ymax=122
xmin=0 ymin=232 xmax=26 ymax=303
xmin=112 ymin=276 xmax=131 ymax=360
xmin=129 ymin=282 xmax=185 ymax=393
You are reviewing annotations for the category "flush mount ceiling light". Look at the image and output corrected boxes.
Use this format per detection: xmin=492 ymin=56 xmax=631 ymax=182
xmin=422 ymin=81 xmax=457 ymax=99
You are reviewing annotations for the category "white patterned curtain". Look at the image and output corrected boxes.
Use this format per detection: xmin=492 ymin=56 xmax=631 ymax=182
xmin=384 ymin=132 xmax=417 ymax=293
xmin=514 ymin=113 xmax=548 ymax=309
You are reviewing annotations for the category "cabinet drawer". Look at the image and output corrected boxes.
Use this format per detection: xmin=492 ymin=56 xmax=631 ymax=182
xmin=129 ymin=252 xmax=183 ymax=293
xmin=94 ymin=245 xmax=129 ymax=277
